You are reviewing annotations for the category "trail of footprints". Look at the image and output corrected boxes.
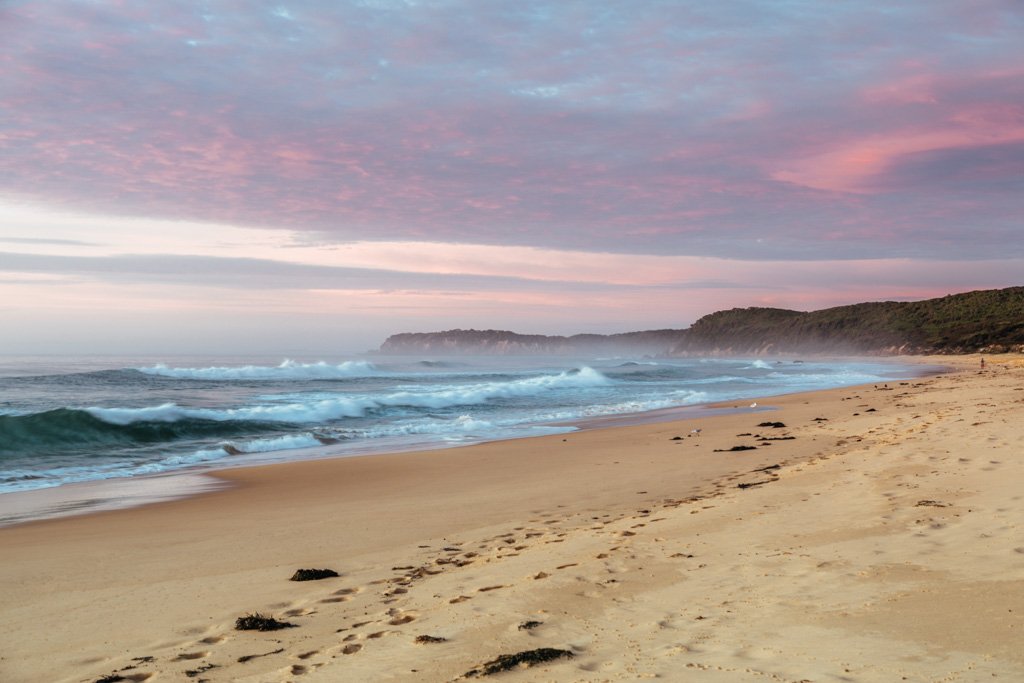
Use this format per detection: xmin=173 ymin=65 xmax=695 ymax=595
xmin=88 ymin=404 xmax=932 ymax=682
xmin=87 ymin=488 xmax=750 ymax=682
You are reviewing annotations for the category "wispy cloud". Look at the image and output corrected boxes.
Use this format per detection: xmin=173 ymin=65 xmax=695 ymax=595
xmin=0 ymin=236 xmax=100 ymax=246
xmin=1 ymin=1 xmax=1021 ymax=260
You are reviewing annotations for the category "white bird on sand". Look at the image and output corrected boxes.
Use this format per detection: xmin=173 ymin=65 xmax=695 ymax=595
xmin=690 ymin=428 xmax=702 ymax=436
xmin=750 ymin=402 xmax=758 ymax=408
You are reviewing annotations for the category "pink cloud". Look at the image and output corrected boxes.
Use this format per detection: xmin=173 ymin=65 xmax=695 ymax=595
xmin=772 ymin=70 xmax=1024 ymax=193
xmin=0 ymin=1 xmax=1021 ymax=265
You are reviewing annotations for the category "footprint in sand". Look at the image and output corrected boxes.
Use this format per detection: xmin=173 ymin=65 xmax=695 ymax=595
xmin=93 ymin=672 xmax=154 ymax=682
xmin=173 ymin=651 xmax=209 ymax=661
xmin=342 ymin=644 xmax=362 ymax=655
xmin=199 ymin=635 xmax=227 ymax=645
xmin=388 ymin=613 xmax=417 ymax=625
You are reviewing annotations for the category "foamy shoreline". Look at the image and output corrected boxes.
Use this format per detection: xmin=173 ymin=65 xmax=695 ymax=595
xmin=0 ymin=358 xmax=934 ymax=527
xmin=3 ymin=354 xmax=1022 ymax=683
xmin=0 ymin=400 xmax=772 ymax=527
xmin=0 ymin=355 xmax=925 ymax=501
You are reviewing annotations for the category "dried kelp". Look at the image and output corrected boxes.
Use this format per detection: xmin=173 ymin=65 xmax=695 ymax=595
xmin=463 ymin=648 xmax=574 ymax=677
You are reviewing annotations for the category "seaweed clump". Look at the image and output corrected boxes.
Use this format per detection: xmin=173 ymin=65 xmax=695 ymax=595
xmin=289 ymin=568 xmax=339 ymax=581
xmin=185 ymin=663 xmax=218 ymax=678
xmin=234 ymin=613 xmax=297 ymax=631
xmin=415 ymin=634 xmax=448 ymax=644
xmin=463 ymin=648 xmax=574 ymax=677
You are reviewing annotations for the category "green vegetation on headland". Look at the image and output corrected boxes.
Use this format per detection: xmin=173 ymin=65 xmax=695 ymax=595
xmin=378 ymin=287 xmax=1024 ymax=356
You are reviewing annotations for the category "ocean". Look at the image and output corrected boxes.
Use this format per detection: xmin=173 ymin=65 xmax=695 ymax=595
xmin=0 ymin=354 xmax=931 ymax=503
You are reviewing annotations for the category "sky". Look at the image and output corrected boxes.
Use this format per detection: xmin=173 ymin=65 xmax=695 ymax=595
xmin=1 ymin=0 xmax=1022 ymax=355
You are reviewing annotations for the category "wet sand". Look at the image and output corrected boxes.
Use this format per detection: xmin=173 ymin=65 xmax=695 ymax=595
xmin=1 ymin=354 xmax=1022 ymax=682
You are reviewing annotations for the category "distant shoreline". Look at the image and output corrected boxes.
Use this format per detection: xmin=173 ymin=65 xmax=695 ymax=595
xmin=379 ymin=286 xmax=1024 ymax=357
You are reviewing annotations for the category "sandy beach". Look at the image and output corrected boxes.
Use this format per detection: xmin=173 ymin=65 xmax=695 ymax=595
xmin=1 ymin=354 xmax=1022 ymax=682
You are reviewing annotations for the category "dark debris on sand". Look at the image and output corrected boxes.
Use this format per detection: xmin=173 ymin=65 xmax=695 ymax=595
xmin=463 ymin=648 xmax=574 ymax=677
xmin=415 ymin=634 xmax=448 ymax=644
xmin=185 ymin=663 xmax=218 ymax=678
xmin=238 ymin=648 xmax=285 ymax=663
xmin=758 ymin=421 xmax=787 ymax=428
xmin=94 ymin=676 xmax=127 ymax=683
xmin=738 ymin=479 xmax=775 ymax=489
xmin=518 ymin=620 xmax=543 ymax=630
xmin=290 ymin=568 xmax=339 ymax=581
xmin=234 ymin=613 xmax=297 ymax=631
xmin=714 ymin=445 xmax=758 ymax=452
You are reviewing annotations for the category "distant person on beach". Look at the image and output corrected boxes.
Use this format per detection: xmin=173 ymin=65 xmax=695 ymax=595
xmin=980 ymin=357 xmax=986 ymax=369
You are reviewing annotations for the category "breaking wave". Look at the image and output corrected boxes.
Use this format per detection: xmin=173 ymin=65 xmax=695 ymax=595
xmin=0 ymin=408 xmax=278 ymax=456
xmin=0 ymin=367 xmax=610 ymax=455
xmin=136 ymin=359 xmax=379 ymax=380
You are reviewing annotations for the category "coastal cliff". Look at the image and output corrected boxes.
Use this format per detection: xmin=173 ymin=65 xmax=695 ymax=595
xmin=378 ymin=287 xmax=1024 ymax=356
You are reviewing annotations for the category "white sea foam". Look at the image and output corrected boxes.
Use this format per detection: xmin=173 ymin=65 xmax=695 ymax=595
xmin=136 ymin=359 xmax=379 ymax=380
xmin=86 ymin=367 xmax=611 ymax=425
xmin=348 ymin=415 xmax=497 ymax=439
xmin=86 ymin=397 xmax=376 ymax=425
xmin=529 ymin=389 xmax=710 ymax=423
xmin=181 ymin=433 xmax=328 ymax=463
xmin=375 ymin=366 xmax=609 ymax=409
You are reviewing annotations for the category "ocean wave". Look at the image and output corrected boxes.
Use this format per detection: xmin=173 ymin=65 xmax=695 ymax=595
xmin=0 ymin=408 xmax=280 ymax=456
xmin=136 ymin=359 xmax=379 ymax=380
xmin=87 ymin=396 xmax=377 ymax=426
xmin=188 ymin=433 xmax=335 ymax=462
xmin=345 ymin=414 xmax=497 ymax=440
xmin=531 ymin=389 xmax=710 ymax=422
xmin=375 ymin=366 xmax=610 ymax=409
xmin=2 ymin=368 xmax=612 ymax=449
